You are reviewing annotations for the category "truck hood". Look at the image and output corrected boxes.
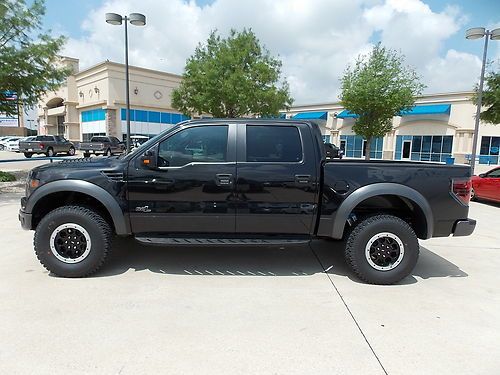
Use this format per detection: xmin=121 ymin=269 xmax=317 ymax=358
xmin=30 ymin=156 xmax=127 ymax=186
xmin=34 ymin=156 xmax=123 ymax=173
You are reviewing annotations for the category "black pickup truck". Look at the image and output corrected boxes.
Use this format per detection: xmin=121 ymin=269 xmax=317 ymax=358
xmin=19 ymin=119 xmax=476 ymax=284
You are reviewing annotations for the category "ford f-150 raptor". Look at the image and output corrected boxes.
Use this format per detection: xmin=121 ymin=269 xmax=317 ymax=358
xmin=19 ymin=119 xmax=476 ymax=284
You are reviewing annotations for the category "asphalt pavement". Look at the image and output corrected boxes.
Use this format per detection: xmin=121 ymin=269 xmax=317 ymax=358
xmin=0 ymin=191 xmax=499 ymax=374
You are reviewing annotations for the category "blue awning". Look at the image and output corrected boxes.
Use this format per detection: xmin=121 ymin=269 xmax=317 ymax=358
xmin=400 ymin=104 xmax=451 ymax=116
xmin=292 ymin=111 xmax=328 ymax=120
xmin=336 ymin=110 xmax=358 ymax=119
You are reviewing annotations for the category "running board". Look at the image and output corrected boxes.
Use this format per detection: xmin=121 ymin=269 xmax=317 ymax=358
xmin=134 ymin=236 xmax=311 ymax=246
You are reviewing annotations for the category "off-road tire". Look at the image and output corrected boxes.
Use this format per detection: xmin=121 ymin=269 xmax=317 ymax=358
xmin=24 ymin=152 xmax=33 ymax=158
xmin=34 ymin=206 xmax=112 ymax=277
xmin=344 ymin=214 xmax=419 ymax=285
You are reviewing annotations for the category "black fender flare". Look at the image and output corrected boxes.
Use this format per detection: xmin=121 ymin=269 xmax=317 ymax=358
xmin=331 ymin=183 xmax=434 ymax=239
xmin=26 ymin=179 xmax=130 ymax=235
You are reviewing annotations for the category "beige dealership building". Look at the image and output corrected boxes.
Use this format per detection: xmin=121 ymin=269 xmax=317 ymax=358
xmin=37 ymin=57 xmax=499 ymax=166
xmin=285 ymin=92 xmax=500 ymax=165
xmin=37 ymin=57 xmax=187 ymax=142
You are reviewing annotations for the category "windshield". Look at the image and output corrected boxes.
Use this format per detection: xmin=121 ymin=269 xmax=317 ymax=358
xmin=121 ymin=125 xmax=181 ymax=160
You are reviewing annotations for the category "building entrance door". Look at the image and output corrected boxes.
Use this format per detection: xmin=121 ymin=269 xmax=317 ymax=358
xmin=402 ymin=140 xmax=411 ymax=159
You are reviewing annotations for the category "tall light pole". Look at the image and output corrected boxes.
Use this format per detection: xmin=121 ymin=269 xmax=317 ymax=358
xmin=465 ymin=27 xmax=500 ymax=174
xmin=105 ymin=12 xmax=146 ymax=154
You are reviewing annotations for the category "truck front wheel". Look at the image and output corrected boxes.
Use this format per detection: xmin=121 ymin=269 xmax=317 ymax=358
xmin=34 ymin=206 xmax=112 ymax=277
xmin=344 ymin=215 xmax=419 ymax=285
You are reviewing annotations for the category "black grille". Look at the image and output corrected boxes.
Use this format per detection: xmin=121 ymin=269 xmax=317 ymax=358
xmin=101 ymin=171 xmax=124 ymax=181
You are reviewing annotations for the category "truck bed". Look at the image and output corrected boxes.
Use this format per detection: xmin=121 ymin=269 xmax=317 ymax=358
xmin=319 ymin=159 xmax=471 ymax=238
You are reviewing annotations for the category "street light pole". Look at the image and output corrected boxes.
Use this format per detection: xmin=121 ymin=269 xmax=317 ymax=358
xmin=465 ymin=27 xmax=500 ymax=174
xmin=124 ymin=16 xmax=131 ymax=154
xmin=105 ymin=12 xmax=146 ymax=155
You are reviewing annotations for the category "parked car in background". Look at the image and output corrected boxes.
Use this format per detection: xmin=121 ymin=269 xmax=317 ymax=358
xmin=79 ymin=136 xmax=125 ymax=157
xmin=130 ymin=135 xmax=149 ymax=151
xmin=472 ymin=166 xmax=500 ymax=203
xmin=19 ymin=135 xmax=75 ymax=158
xmin=5 ymin=137 xmax=23 ymax=152
xmin=0 ymin=136 xmax=19 ymax=151
xmin=324 ymin=142 xmax=344 ymax=159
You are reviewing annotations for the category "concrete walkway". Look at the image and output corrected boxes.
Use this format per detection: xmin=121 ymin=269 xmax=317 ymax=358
xmin=0 ymin=195 xmax=498 ymax=374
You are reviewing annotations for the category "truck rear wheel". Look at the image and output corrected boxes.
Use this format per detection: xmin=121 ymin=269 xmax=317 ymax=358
xmin=344 ymin=215 xmax=419 ymax=285
xmin=24 ymin=152 xmax=33 ymax=158
xmin=34 ymin=206 xmax=112 ymax=277
xmin=83 ymin=152 xmax=90 ymax=158
xmin=105 ymin=148 xmax=112 ymax=156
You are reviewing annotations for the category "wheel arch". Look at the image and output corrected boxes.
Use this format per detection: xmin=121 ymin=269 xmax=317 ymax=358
xmin=331 ymin=183 xmax=434 ymax=240
xmin=27 ymin=180 xmax=130 ymax=235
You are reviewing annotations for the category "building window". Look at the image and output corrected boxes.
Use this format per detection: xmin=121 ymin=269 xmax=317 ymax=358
xmin=395 ymin=135 xmax=453 ymax=162
xmin=340 ymin=135 xmax=383 ymax=159
xmin=479 ymin=136 xmax=499 ymax=165
xmin=120 ymin=108 xmax=190 ymax=124
xmin=81 ymin=109 xmax=105 ymax=122
xmin=322 ymin=135 xmax=331 ymax=143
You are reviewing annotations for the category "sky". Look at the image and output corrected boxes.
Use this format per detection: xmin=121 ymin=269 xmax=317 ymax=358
xmin=41 ymin=0 xmax=500 ymax=105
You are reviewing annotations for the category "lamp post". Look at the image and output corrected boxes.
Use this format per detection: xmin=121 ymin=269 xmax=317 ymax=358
xmin=105 ymin=12 xmax=146 ymax=154
xmin=465 ymin=27 xmax=500 ymax=174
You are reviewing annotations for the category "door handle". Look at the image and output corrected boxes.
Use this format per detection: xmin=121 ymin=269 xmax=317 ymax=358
xmin=216 ymin=173 xmax=233 ymax=186
xmin=151 ymin=178 xmax=174 ymax=185
xmin=295 ymin=174 xmax=311 ymax=184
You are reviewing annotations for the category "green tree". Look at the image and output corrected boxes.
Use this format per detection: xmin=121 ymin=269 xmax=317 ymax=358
xmin=0 ymin=0 xmax=70 ymax=116
xmin=473 ymin=71 xmax=500 ymax=125
xmin=340 ymin=43 xmax=425 ymax=160
xmin=172 ymin=29 xmax=293 ymax=118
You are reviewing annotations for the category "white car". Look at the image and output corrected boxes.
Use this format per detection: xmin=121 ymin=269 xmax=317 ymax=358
xmin=8 ymin=136 xmax=33 ymax=152
xmin=0 ymin=136 xmax=19 ymax=151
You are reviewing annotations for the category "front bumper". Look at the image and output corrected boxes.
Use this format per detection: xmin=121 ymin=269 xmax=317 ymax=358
xmin=453 ymin=218 xmax=476 ymax=237
xmin=19 ymin=196 xmax=32 ymax=230
xmin=19 ymin=210 xmax=32 ymax=230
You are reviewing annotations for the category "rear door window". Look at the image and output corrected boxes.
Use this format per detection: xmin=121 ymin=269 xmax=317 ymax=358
xmin=246 ymin=125 xmax=302 ymax=162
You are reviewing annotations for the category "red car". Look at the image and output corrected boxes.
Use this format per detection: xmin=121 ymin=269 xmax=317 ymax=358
xmin=471 ymin=166 xmax=500 ymax=203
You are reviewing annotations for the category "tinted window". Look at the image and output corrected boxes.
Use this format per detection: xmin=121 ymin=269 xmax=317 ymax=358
xmin=36 ymin=136 xmax=53 ymax=141
xmin=487 ymin=169 xmax=500 ymax=178
xmin=246 ymin=125 xmax=302 ymax=162
xmin=91 ymin=136 xmax=109 ymax=142
xmin=158 ymin=126 xmax=228 ymax=167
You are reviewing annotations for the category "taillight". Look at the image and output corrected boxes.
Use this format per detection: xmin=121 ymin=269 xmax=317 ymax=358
xmin=452 ymin=178 xmax=472 ymax=205
xmin=39 ymin=143 xmax=44 ymax=149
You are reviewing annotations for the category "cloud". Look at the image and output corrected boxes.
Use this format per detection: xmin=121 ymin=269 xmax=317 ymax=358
xmin=62 ymin=0 xmax=487 ymax=104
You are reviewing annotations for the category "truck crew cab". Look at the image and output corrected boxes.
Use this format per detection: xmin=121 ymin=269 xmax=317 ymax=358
xmin=19 ymin=119 xmax=476 ymax=284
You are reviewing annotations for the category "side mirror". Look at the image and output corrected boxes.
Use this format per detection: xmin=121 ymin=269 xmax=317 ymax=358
xmin=141 ymin=150 xmax=157 ymax=169
xmin=479 ymin=173 xmax=486 ymax=178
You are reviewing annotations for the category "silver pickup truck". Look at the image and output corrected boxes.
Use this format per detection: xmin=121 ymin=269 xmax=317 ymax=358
xmin=79 ymin=136 xmax=125 ymax=157
xmin=19 ymin=135 xmax=75 ymax=158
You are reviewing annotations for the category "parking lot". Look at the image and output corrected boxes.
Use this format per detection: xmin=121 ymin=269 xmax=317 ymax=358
xmin=1 ymin=153 xmax=499 ymax=374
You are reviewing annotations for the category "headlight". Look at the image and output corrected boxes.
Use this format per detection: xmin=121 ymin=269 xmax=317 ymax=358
xmin=25 ymin=171 xmax=41 ymax=197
